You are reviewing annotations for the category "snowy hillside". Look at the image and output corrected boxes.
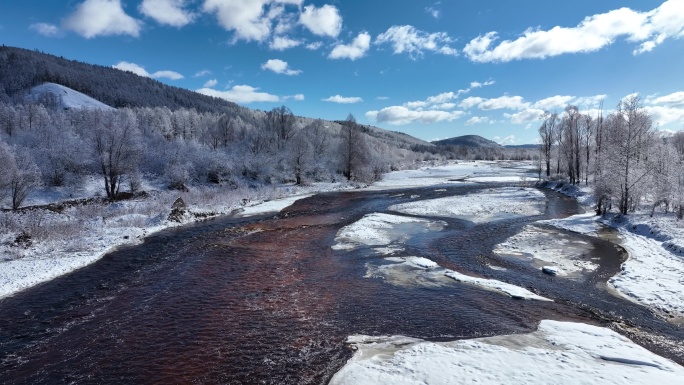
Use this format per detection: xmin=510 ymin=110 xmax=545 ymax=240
xmin=26 ymin=82 xmax=113 ymax=110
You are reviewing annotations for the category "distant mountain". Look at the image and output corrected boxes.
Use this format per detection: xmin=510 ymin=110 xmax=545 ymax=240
xmin=504 ymin=144 xmax=539 ymax=150
xmin=431 ymin=135 xmax=502 ymax=148
xmin=0 ymin=46 xmax=248 ymax=116
xmin=26 ymin=82 xmax=113 ymax=110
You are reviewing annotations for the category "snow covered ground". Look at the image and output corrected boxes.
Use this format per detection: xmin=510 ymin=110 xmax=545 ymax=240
xmin=531 ymin=208 xmax=684 ymax=320
xmin=370 ymin=160 xmax=536 ymax=190
xmin=389 ymin=187 xmax=546 ymax=224
xmin=27 ymin=82 xmax=114 ymax=110
xmin=330 ymin=320 xmax=684 ymax=385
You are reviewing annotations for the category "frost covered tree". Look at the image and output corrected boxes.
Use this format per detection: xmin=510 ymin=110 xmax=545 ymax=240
xmin=538 ymin=112 xmax=557 ymax=177
xmin=602 ymin=96 xmax=656 ymax=214
xmin=266 ymin=106 xmax=296 ymax=151
xmin=92 ymin=110 xmax=142 ymax=199
xmin=8 ymin=147 xmax=41 ymax=209
xmin=340 ymin=114 xmax=369 ymax=182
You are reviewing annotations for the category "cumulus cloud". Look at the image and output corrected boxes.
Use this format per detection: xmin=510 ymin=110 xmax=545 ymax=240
xmin=376 ymin=25 xmax=458 ymax=58
xmin=197 ymin=84 xmax=280 ymax=104
xmin=366 ymin=106 xmax=464 ymax=125
xmin=367 ymin=90 xmax=468 ymax=125
xmin=322 ymin=95 xmax=363 ymax=104
xmin=459 ymin=95 xmax=529 ymax=110
xmin=203 ymin=79 xmax=218 ymax=88
xmin=30 ymin=23 xmax=61 ymax=37
xmin=329 ymin=32 xmax=371 ymax=60
xmin=270 ymin=35 xmax=302 ymax=50
xmin=649 ymin=91 xmax=684 ymax=107
xmin=465 ymin=116 xmax=493 ymax=125
xmin=261 ymin=59 xmax=302 ymax=75
xmin=140 ymin=0 xmax=195 ymax=27
xmin=470 ymin=80 xmax=495 ymax=88
xmin=299 ymin=4 xmax=342 ymax=38
xmin=504 ymin=109 xmax=545 ymax=124
xmin=464 ymin=0 xmax=684 ymax=62
xmin=202 ymin=0 xmax=272 ymax=42
xmin=113 ymin=61 xmax=184 ymax=80
xmin=63 ymin=0 xmax=142 ymax=38
xmin=494 ymin=135 xmax=517 ymax=145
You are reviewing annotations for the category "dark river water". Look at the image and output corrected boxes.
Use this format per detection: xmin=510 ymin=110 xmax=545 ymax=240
xmin=0 ymin=184 xmax=682 ymax=384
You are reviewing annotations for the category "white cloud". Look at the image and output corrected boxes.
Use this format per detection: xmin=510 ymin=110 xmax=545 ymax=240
xmin=460 ymin=95 xmax=529 ymax=110
xmin=649 ymin=91 xmax=684 ymax=107
xmin=203 ymin=79 xmax=218 ymax=88
xmin=202 ymin=0 xmax=272 ymax=42
xmin=376 ymin=25 xmax=457 ymax=58
xmin=305 ymin=41 xmax=323 ymax=50
xmin=494 ymin=135 xmax=517 ymax=145
xmin=113 ymin=61 xmax=184 ymax=80
xmin=293 ymin=94 xmax=305 ymax=101
xmin=299 ymin=4 xmax=342 ymax=38
xmin=465 ymin=116 xmax=493 ymax=125
xmin=197 ymin=84 xmax=280 ymax=104
xmin=532 ymin=95 xmax=576 ymax=111
xmin=140 ymin=0 xmax=195 ymax=27
xmin=425 ymin=3 xmax=441 ymax=19
xmin=63 ymin=0 xmax=142 ymax=38
xmin=470 ymin=80 xmax=495 ymax=88
xmin=30 ymin=23 xmax=60 ymax=37
xmin=504 ymin=109 xmax=545 ymax=124
xmin=152 ymin=70 xmax=184 ymax=80
xmin=261 ymin=59 xmax=301 ymax=75
xmin=322 ymin=95 xmax=363 ymax=104
xmin=463 ymin=0 xmax=684 ymax=62
xmin=270 ymin=35 xmax=302 ymax=50
xmin=193 ymin=69 xmax=212 ymax=77
xmin=459 ymin=96 xmax=484 ymax=109
xmin=376 ymin=96 xmax=389 ymax=100
xmin=329 ymin=32 xmax=371 ymax=60
xmin=366 ymin=106 xmax=464 ymax=125
xmin=646 ymin=105 xmax=684 ymax=126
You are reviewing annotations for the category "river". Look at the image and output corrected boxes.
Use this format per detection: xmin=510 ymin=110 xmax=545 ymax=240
xmin=0 ymin=184 xmax=682 ymax=384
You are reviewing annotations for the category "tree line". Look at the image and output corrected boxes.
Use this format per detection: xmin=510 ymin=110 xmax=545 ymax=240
xmin=538 ymin=95 xmax=684 ymax=217
xmin=0 ymin=99 xmax=432 ymax=209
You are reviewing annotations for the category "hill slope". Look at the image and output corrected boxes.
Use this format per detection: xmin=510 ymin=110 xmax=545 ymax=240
xmin=432 ymin=135 xmax=502 ymax=148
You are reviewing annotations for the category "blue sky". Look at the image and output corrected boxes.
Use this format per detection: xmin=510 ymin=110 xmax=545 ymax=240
xmin=1 ymin=0 xmax=684 ymax=144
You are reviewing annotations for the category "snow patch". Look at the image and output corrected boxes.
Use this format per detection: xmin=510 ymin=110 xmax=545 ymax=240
xmin=493 ymin=225 xmax=599 ymax=276
xmin=444 ymin=269 xmax=551 ymax=301
xmin=390 ymin=187 xmax=546 ymax=223
xmin=26 ymin=83 xmax=114 ymax=110
xmin=333 ymin=213 xmax=446 ymax=250
xmin=330 ymin=320 xmax=684 ymax=385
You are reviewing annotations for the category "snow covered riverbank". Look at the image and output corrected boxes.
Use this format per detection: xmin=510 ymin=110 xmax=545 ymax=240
xmin=533 ymin=181 xmax=684 ymax=320
xmin=0 ymin=183 xmax=330 ymax=299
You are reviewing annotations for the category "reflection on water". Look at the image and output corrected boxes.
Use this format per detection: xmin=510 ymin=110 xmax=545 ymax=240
xmin=0 ymin=185 xmax=682 ymax=384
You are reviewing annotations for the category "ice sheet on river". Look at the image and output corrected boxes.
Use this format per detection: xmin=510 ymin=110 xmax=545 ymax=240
xmin=389 ymin=187 xmax=546 ymax=223
xmin=366 ymin=256 xmax=551 ymax=301
xmin=332 ymin=213 xmax=446 ymax=251
xmin=330 ymin=320 xmax=684 ymax=385
xmin=493 ymin=225 xmax=598 ymax=276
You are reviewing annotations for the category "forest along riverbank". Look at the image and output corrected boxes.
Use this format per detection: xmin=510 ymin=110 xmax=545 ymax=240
xmin=1 ymin=183 xmax=683 ymax=384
